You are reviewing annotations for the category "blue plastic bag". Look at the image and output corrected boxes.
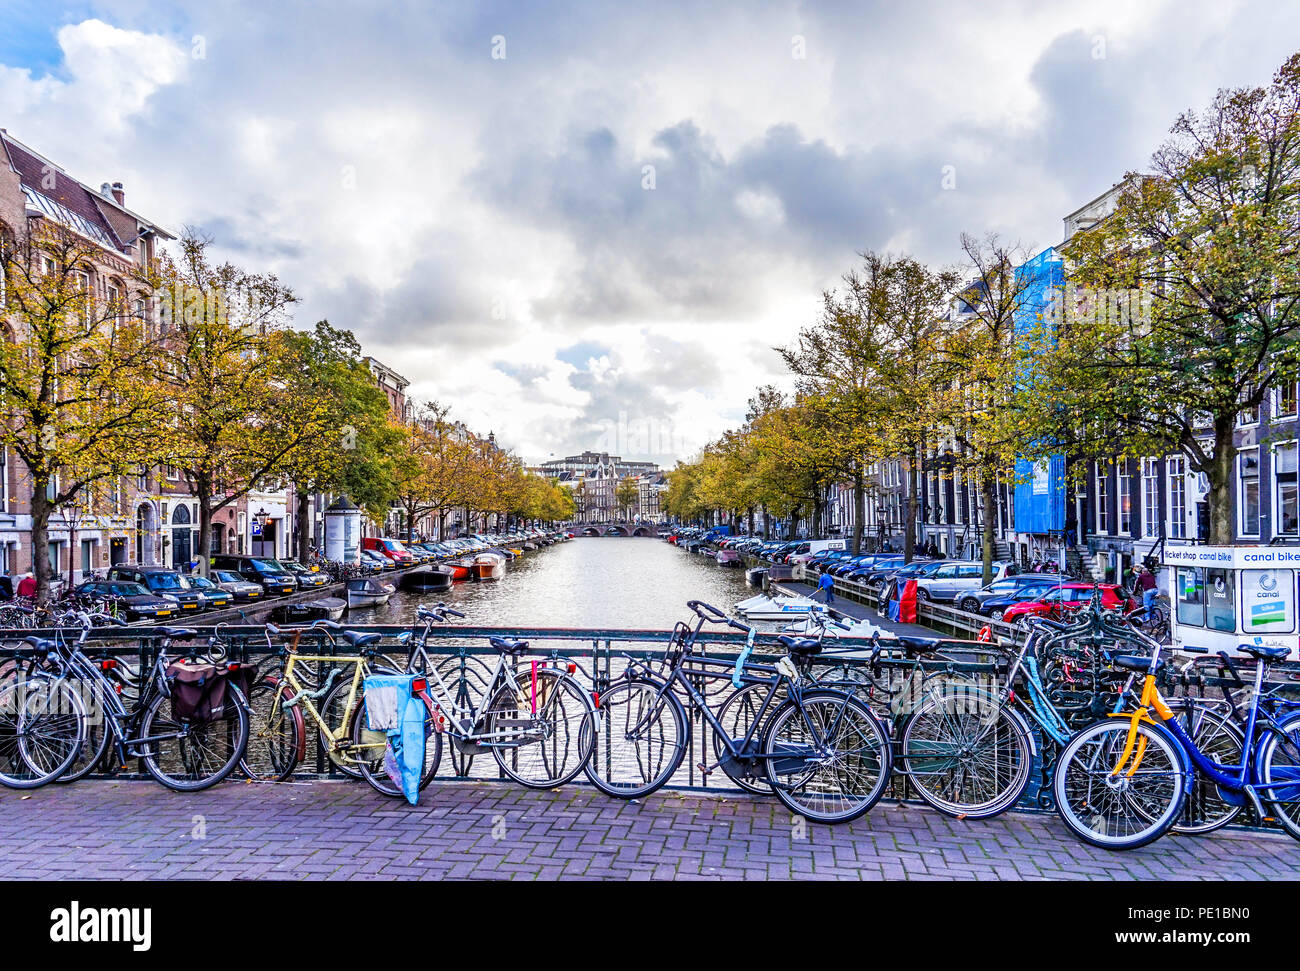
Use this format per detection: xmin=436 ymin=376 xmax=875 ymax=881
xmin=364 ymin=674 xmax=426 ymax=805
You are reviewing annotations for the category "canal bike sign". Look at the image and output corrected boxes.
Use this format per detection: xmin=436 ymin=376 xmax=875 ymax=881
xmin=1162 ymin=545 xmax=1300 ymax=658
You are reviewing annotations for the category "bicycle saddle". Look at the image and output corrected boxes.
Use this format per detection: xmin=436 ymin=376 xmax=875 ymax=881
xmin=488 ymin=636 xmax=530 ymax=655
xmin=21 ymin=636 xmax=58 ymax=652
xmin=1238 ymin=643 xmax=1289 ymax=661
xmin=777 ymin=635 xmax=821 ymax=656
xmin=1113 ymin=654 xmax=1162 ymax=673
xmin=894 ymin=635 xmax=943 ymax=655
xmin=341 ymin=630 xmax=383 ymax=650
xmin=158 ymin=627 xmax=197 ymax=642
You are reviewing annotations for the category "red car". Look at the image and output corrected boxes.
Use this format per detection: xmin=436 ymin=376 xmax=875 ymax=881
xmin=1001 ymin=582 xmax=1137 ymax=626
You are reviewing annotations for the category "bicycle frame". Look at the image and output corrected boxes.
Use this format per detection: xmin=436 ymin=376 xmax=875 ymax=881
xmin=273 ymin=652 xmax=371 ymax=756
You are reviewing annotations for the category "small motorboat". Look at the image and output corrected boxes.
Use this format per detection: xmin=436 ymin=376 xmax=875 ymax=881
xmin=270 ymin=597 xmax=347 ymax=623
xmin=346 ymin=576 xmax=395 ymax=608
xmin=715 ymin=550 xmax=743 ymax=567
xmin=745 ymin=567 xmax=768 ymax=586
xmin=473 ymin=552 xmax=506 ymax=581
xmin=734 ymin=594 xmax=820 ymax=621
xmin=400 ymin=566 xmax=455 ymax=593
xmin=445 ymin=558 xmax=474 ymax=580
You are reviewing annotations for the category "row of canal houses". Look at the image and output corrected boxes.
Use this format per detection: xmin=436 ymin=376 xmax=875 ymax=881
xmin=0 ymin=129 xmax=471 ymax=587
xmin=824 ymin=182 xmax=1300 ymax=584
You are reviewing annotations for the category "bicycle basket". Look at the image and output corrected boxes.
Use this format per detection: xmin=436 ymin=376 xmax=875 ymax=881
xmin=166 ymin=661 xmax=229 ymax=723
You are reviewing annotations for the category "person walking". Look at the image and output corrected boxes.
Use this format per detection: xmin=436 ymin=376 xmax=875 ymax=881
xmin=1136 ymin=566 xmax=1159 ymax=621
xmin=817 ymin=569 xmax=836 ymax=604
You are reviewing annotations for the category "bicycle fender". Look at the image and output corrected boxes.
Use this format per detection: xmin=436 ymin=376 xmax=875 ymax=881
xmin=1252 ymin=710 xmax=1300 ymax=799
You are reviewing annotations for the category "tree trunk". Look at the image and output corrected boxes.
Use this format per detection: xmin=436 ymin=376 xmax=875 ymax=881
xmin=196 ymin=479 xmax=213 ymax=577
xmin=981 ymin=466 xmax=997 ymax=585
xmin=295 ymin=488 xmax=312 ymax=561
xmin=31 ymin=481 xmax=52 ymax=603
xmin=903 ymin=456 xmax=916 ymax=564
xmin=1206 ymin=417 xmax=1235 ymax=545
xmin=852 ymin=468 xmax=865 ymax=555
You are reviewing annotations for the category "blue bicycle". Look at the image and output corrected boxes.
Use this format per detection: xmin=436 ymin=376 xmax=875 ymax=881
xmin=1054 ymin=640 xmax=1300 ymax=850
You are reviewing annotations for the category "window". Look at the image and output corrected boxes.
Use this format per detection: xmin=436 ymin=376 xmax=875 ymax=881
xmin=1239 ymin=448 xmax=1261 ymax=536
xmin=1142 ymin=458 xmax=1160 ymax=538
xmin=1118 ymin=463 xmax=1132 ymax=533
xmin=1095 ymin=465 xmax=1109 ymax=534
xmin=1275 ymin=442 xmax=1298 ymax=537
xmin=1175 ymin=567 xmax=1205 ymax=628
xmin=1278 ymin=381 xmax=1299 ymax=419
xmin=1205 ymin=569 xmax=1235 ymax=633
xmin=1168 ymin=456 xmax=1187 ymax=539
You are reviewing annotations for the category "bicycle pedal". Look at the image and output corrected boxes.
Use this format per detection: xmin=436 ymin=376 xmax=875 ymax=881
xmin=696 ymin=762 xmax=715 ymax=776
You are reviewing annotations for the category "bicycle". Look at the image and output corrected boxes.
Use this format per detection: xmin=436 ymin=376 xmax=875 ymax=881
xmin=1053 ymin=638 xmax=1300 ymax=850
xmin=3 ymin=614 xmax=251 ymax=791
xmin=241 ymin=620 xmax=439 ymax=797
xmin=586 ymin=600 xmax=892 ymax=824
xmin=392 ymin=603 xmax=597 ymax=790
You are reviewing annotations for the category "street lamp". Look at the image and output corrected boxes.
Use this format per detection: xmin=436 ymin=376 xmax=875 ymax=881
xmin=252 ymin=507 xmax=269 ymax=529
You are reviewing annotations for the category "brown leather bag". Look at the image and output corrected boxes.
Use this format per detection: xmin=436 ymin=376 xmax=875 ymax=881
xmin=166 ymin=661 xmax=229 ymax=723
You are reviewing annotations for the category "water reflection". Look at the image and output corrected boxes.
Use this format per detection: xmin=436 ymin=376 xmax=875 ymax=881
xmin=363 ymin=537 xmax=753 ymax=630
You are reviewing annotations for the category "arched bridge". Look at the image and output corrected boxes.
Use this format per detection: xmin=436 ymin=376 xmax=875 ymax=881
xmin=577 ymin=523 xmax=661 ymax=537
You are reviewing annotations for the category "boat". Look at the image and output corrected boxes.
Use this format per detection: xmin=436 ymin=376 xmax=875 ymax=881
xmin=270 ymin=597 xmax=347 ymax=623
xmin=715 ymin=549 xmax=743 ymax=567
xmin=745 ymin=567 xmax=768 ymax=586
xmin=445 ymin=558 xmax=474 ymax=581
xmin=734 ymin=594 xmax=820 ymax=621
xmin=472 ymin=552 xmax=506 ymax=581
xmin=400 ymin=566 xmax=455 ymax=593
xmin=346 ymin=576 xmax=395 ymax=608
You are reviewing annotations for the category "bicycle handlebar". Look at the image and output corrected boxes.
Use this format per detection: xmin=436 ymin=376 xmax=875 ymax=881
xmin=686 ymin=600 xmax=729 ymax=622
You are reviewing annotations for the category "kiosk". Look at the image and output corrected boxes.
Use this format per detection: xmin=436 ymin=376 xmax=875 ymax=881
xmin=1163 ymin=545 xmax=1300 ymax=659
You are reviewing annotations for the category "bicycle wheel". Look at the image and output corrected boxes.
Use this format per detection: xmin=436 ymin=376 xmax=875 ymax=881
xmin=763 ymin=689 xmax=892 ymax=824
xmin=1171 ymin=704 xmax=1243 ymax=835
xmin=1053 ymin=719 xmax=1186 ymax=850
xmin=138 ymin=685 xmax=250 ymax=791
xmin=1257 ymin=711 xmax=1300 ymax=842
xmin=56 ymin=680 xmax=114 ymax=783
xmin=487 ymin=670 xmax=595 ymax=788
xmin=900 ymin=686 xmax=1034 ymax=819
xmin=0 ymin=676 xmax=85 ymax=788
xmin=349 ymin=692 xmax=442 ymax=798
xmin=584 ymin=677 xmax=687 ymax=798
xmin=712 ymin=682 xmax=784 ymax=794
xmin=240 ymin=673 xmax=304 ymax=783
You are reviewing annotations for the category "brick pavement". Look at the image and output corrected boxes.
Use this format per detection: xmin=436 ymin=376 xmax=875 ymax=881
xmin=1 ymin=780 xmax=1297 ymax=880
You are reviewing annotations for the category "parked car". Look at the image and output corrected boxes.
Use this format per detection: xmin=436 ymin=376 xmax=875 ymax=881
xmin=105 ymin=566 xmax=206 ymax=613
xmin=280 ymin=559 xmax=330 ymax=589
xmin=181 ymin=573 xmax=234 ymax=611
xmin=1001 ymin=583 xmax=1137 ymax=627
xmin=955 ymin=574 xmax=1067 ymax=614
xmin=913 ymin=560 xmax=1017 ymax=602
xmin=210 ymin=555 xmax=299 ymax=596
xmin=361 ymin=549 xmax=396 ymax=572
xmin=361 ymin=536 xmax=417 ymax=565
xmin=72 ymin=579 xmax=180 ymax=622
xmin=210 ymin=569 xmax=265 ymax=602
xmin=978 ymin=582 xmax=1066 ymax=621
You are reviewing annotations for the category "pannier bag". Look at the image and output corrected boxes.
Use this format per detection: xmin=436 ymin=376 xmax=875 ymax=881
xmin=363 ymin=674 xmax=426 ymax=805
xmin=166 ymin=661 xmax=229 ymax=723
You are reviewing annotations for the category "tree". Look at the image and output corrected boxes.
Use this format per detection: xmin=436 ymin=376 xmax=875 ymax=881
xmin=155 ymin=232 xmax=311 ymax=576
xmin=945 ymin=233 xmax=1038 ymax=582
xmin=779 ymin=253 xmax=894 ymax=554
xmin=278 ymin=321 xmax=401 ymax=559
xmin=389 ymin=402 xmax=477 ymax=542
xmin=615 ymin=476 xmax=640 ymax=521
xmin=0 ymin=219 xmax=168 ymax=600
xmin=1034 ymin=52 xmax=1300 ymax=544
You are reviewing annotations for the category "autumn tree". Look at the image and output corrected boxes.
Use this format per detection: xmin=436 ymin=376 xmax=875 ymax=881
xmin=0 ymin=220 xmax=168 ymax=599
xmin=1034 ymin=52 xmax=1300 ymax=544
xmin=615 ymin=476 xmax=640 ymax=521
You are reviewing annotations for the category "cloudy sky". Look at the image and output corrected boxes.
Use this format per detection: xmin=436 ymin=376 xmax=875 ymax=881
xmin=1 ymin=1 xmax=1296 ymax=465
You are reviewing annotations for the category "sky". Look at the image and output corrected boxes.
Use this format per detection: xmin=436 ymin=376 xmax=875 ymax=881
xmin=1 ymin=0 xmax=1297 ymax=466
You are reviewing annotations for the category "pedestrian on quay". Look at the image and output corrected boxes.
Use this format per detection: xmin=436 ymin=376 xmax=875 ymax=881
xmin=15 ymin=572 xmax=36 ymax=598
xmin=818 ymin=569 xmax=836 ymax=604
xmin=1135 ymin=565 xmax=1159 ymax=621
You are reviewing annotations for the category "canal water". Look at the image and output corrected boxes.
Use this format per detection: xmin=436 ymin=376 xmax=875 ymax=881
xmin=364 ymin=536 xmax=753 ymax=630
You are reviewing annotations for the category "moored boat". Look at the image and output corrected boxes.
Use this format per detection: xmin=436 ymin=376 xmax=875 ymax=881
xmin=445 ymin=558 xmax=474 ymax=580
xmin=734 ymin=594 xmax=819 ymax=621
xmin=400 ymin=565 xmax=455 ymax=593
xmin=472 ymin=552 xmax=506 ymax=580
xmin=346 ymin=576 xmax=395 ymax=608
xmin=745 ymin=567 xmax=767 ymax=586
xmin=270 ymin=597 xmax=347 ymax=623
xmin=715 ymin=549 xmax=743 ymax=567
